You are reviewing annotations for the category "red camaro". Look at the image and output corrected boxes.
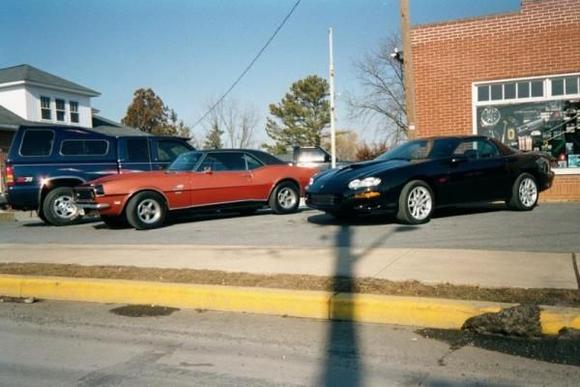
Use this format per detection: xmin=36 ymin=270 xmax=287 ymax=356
xmin=75 ymin=149 xmax=316 ymax=229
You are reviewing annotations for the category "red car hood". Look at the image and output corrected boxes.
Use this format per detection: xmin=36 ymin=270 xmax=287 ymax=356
xmin=89 ymin=171 xmax=169 ymax=185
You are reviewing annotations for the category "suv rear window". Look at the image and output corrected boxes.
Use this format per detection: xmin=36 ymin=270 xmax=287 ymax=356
xmin=20 ymin=130 xmax=54 ymax=156
xmin=60 ymin=140 xmax=109 ymax=156
xmin=156 ymin=140 xmax=191 ymax=162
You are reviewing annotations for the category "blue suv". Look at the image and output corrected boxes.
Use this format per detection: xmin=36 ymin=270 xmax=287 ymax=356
xmin=1 ymin=125 xmax=194 ymax=225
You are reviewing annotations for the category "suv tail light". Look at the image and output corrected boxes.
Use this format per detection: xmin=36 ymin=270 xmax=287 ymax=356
xmin=4 ymin=165 xmax=14 ymax=187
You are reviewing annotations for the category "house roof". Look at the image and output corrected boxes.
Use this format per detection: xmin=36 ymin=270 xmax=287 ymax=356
xmin=0 ymin=64 xmax=100 ymax=96
xmin=92 ymin=114 xmax=123 ymax=128
xmin=89 ymin=125 xmax=150 ymax=137
xmin=0 ymin=105 xmax=29 ymax=130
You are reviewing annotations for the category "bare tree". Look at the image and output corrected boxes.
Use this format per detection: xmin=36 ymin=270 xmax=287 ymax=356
xmin=202 ymin=98 xmax=259 ymax=149
xmin=349 ymin=34 xmax=407 ymax=145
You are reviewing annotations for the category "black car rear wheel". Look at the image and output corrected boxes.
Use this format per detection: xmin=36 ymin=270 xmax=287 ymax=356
xmin=507 ymin=173 xmax=538 ymax=211
xmin=396 ymin=180 xmax=434 ymax=225
xmin=126 ymin=191 xmax=167 ymax=230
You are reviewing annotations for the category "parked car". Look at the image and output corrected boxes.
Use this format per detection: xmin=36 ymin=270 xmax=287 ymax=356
xmin=74 ymin=149 xmax=316 ymax=230
xmin=278 ymin=146 xmax=350 ymax=170
xmin=306 ymin=135 xmax=554 ymax=224
xmin=0 ymin=125 xmax=194 ymax=225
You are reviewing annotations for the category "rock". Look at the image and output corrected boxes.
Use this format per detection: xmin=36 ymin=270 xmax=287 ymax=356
xmin=23 ymin=297 xmax=36 ymax=304
xmin=461 ymin=304 xmax=542 ymax=338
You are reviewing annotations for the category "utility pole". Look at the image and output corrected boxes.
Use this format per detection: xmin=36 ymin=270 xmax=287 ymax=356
xmin=400 ymin=0 xmax=416 ymax=137
xmin=328 ymin=27 xmax=337 ymax=168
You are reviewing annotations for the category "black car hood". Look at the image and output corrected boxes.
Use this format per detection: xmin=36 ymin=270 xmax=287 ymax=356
xmin=310 ymin=159 xmax=414 ymax=191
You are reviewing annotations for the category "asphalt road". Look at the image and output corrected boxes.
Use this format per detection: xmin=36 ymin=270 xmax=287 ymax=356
xmin=1 ymin=299 xmax=578 ymax=386
xmin=1 ymin=203 xmax=579 ymax=252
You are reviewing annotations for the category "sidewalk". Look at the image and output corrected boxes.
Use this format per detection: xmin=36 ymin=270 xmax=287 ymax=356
xmin=0 ymin=243 xmax=578 ymax=290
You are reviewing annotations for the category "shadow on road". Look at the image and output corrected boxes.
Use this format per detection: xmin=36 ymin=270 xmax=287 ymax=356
xmin=419 ymin=328 xmax=580 ymax=367
xmin=22 ymin=217 xmax=100 ymax=228
xmin=307 ymin=202 xmax=507 ymax=227
xmin=90 ymin=207 xmax=315 ymax=230
xmin=321 ymin=224 xmax=417 ymax=386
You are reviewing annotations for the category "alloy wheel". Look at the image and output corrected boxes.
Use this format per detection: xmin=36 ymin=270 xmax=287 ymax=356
xmin=53 ymin=194 xmax=79 ymax=220
xmin=518 ymin=177 xmax=537 ymax=208
xmin=137 ymin=199 xmax=162 ymax=224
xmin=277 ymin=187 xmax=298 ymax=210
xmin=407 ymin=186 xmax=432 ymax=221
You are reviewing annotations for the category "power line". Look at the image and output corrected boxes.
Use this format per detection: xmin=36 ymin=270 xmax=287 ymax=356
xmin=191 ymin=0 xmax=302 ymax=130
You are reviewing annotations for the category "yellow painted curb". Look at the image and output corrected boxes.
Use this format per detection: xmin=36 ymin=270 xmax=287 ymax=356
xmin=0 ymin=274 xmax=578 ymax=334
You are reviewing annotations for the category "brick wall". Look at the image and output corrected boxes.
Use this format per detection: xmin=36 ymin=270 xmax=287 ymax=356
xmin=410 ymin=0 xmax=580 ymax=138
xmin=411 ymin=0 xmax=580 ymax=201
xmin=540 ymin=174 xmax=580 ymax=201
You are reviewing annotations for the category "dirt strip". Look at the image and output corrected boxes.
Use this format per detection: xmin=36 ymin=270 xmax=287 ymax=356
xmin=0 ymin=262 xmax=578 ymax=307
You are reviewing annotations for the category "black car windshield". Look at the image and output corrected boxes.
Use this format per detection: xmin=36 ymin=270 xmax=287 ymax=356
xmin=168 ymin=151 xmax=203 ymax=171
xmin=376 ymin=140 xmax=433 ymax=161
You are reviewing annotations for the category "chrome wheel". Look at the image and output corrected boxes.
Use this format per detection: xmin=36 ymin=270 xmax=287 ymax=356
xmin=407 ymin=186 xmax=432 ymax=221
xmin=277 ymin=187 xmax=298 ymax=210
xmin=53 ymin=194 xmax=79 ymax=220
xmin=137 ymin=199 xmax=162 ymax=224
xmin=518 ymin=177 xmax=537 ymax=208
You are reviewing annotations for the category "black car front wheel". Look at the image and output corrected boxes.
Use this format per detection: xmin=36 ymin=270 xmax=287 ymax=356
xmin=126 ymin=191 xmax=167 ymax=230
xmin=396 ymin=180 xmax=434 ymax=225
xmin=507 ymin=173 xmax=538 ymax=211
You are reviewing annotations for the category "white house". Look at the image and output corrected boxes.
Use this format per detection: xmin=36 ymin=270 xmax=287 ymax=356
xmin=0 ymin=64 xmax=106 ymax=151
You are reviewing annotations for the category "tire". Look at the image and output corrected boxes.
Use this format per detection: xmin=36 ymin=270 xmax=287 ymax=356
xmin=101 ymin=215 xmax=128 ymax=229
xmin=37 ymin=208 xmax=49 ymax=224
xmin=396 ymin=180 xmax=434 ymax=225
xmin=269 ymin=182 xmax=300 ymax=214
xmin=125 ymin=191 xmax=167 ymax=230
xmin=507 ymin=173 xmax=538 ymax=211
xmin=42 ymin=187 xmax=81 ymax=226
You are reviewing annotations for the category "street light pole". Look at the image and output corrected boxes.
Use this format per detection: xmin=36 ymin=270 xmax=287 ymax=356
xmin=329 ymin=27 xmax=337 ymax=169
xmin=400 ymin=0 xmax=416 ymax=137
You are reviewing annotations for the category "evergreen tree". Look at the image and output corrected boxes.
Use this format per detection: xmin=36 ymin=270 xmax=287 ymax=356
xmin=264 ymin=75 xmax=330 ymax=154
xmin=122 ymin=88 xmax=191 ymax=137
xmin=203 ymin=122 xmax=224 ymax=149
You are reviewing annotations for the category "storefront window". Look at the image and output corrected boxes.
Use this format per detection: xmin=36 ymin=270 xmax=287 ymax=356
xmin=474 ymin=74 xmax=580 ymax=170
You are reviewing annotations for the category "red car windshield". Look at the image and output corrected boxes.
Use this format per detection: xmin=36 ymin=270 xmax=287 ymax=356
xmin=168 ymin=151 xmax=203 ymax=171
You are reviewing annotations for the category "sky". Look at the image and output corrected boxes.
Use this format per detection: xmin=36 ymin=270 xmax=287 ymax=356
xmin=0 ymin=0 xmax=520 ymax=146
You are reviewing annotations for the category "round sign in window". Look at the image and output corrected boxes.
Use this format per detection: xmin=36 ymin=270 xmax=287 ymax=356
xmin=480 ymin=107 xmax=501 ymax=127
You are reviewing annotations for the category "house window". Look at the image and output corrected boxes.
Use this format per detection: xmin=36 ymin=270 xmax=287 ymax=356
xmin=55 ymin=99 xmax=65 ymax=121
xmin=70 ymin=101 xmax=79 ymax=123
xmin=40 ymin=96 xmax=51 ymax=120
xmin=474 ymin=73 xmax=580 ymax=170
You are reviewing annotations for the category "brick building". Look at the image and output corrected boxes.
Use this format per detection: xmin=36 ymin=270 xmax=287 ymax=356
xmin=411 ymin=0 xmax=580 ymax=201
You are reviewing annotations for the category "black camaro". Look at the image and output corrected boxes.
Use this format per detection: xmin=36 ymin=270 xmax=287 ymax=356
xmin=305 ymin=136 xmax=554 ymax=224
